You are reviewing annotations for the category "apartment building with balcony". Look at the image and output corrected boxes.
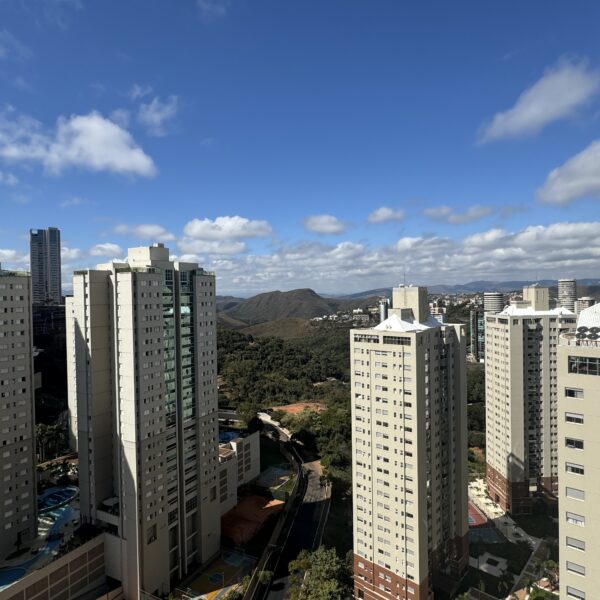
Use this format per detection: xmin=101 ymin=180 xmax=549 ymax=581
xmin=0 ymin=269 xmax=37 ymax=559
xmin=351 ymin=286 xmax=468 ymax=600
xmin=66 ymin=244 xmax=220 ymax=599
xmin=557 ymin=303 xmax=600 ymax=600
xmin=485 ymin=285 xmax=576 ymax=514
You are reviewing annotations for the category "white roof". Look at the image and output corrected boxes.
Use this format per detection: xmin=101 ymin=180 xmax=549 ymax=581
xmin=577 ymin=303 xmax=600 ymax=329
xmin=499 ymin=305 xmax=574 ymax=317
xmin=374 ymin=312 xmax=439 ymax=333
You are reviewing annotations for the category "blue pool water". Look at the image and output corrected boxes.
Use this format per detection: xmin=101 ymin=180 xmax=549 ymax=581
xmin=38 ymin=486 xmax=78 ymax=513
xmin=219 ymin=431 xmax=240 ymax=443
xmin=0 ymin=487 xmax=79 ymax=591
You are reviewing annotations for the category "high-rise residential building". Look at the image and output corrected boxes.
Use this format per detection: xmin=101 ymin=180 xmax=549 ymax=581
xmin=575 ymin=297 xmax=595 ymax=315
xmin=557 ymin=304 xmax=600 ymax=600
xmin=351 ymin=285 xmax=468 ymax=600
xmin=0 ymin=269 xmax=37 ymax=558
xmin=485 ymin=285 xmax=576 ymax=514
xmin=558 ymin=278 xmax=577 ymax=313
xmin=483 ymin=291 xmax=504 ymax=314
xmin=30 ymin=227 xmax=62 ymax=305
xmin=66 ymin=244 xmax=220 ymax=599
xmin=469 ymin=308 xmax=485 ymax=362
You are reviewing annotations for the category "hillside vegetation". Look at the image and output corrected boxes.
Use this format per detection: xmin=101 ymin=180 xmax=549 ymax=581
xmin=219 ymin=287 xmax=380 ymax=325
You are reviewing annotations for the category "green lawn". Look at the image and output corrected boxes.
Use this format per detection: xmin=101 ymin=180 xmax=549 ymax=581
xmin=321 ymin=479 xmax=353 ymax=556
xmin=260 ymin=435 xmax=290 ymax=471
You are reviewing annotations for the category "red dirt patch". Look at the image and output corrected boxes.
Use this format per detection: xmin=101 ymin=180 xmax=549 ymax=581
xmin=271 ymin=402 xmax=326 ymax=415
xmin=221 ymin=495 xmax=284 ymax=545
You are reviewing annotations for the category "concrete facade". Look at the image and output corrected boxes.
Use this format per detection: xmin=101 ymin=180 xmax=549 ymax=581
xmin=66 ymin=244 xmax=220 ymax=599
xmin=558 ymin=279 xmax=577 ymax=313
xmin=29 ymin=228 xmax=62 ymax=305
xmin=0 ymin=270 xmax=37 ymax=559
xmin=557 ymin=304 xmax=600 ymax=600
xmin=351 ymin=286 xmax=468 ymax=600
xmin=485 ymin=286 xmax=576 ymax=514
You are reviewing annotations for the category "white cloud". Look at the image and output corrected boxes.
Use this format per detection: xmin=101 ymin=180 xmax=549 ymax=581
xmin=0 ymin=248 xmax=28 ymax=266
xmin=128 ymin=83 xmax=153 ymax=100
xmin=60 ymin=196 xmax=86 ymax=208
xmin=109 ymin=108 xmax=131 ymax=128
xmin=178 ymin=239 xmax=246 ymax=256
xmin=367 ymin=206 xmax=405 ymax=224
xmin=0 ymin=30 xmax=32 ymax=61
xmin=0 ymin=108 xmax=156 ymax=177
xmin=0 ymin=170 xmax=18 ymax=185
xmin=303 ymin=214 xmax=347 ymax=235
xmin=197 ymin=0 xmax=230 ymax=20
xmin=137 ymin=96 xmax=179 ymax=137
xmin=115 ymin=223 xmax=176 ymax=242
xmin=537 ymin=140 xmax=600 ymax=204
xmin=61 ymin=246 xmax=82 ymax=261
xmin=423 ymin=204 xmax=493 ymax=224
xmin=89 ymin=242 xmax=123 ymax=257
xmin=478 ymin=58 xmax=600 ymax=142
xmin=183 ymin=216 xmax=272 ymax=240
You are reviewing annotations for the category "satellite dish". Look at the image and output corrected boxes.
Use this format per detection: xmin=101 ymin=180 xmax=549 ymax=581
xmin=576 ymin=333 xmax=587 ymax=340
xmin=590 ymin=327 xmax=600 ymax=334
xmin=578 ymin=326 xmax=589 ymax=333
xmin=588 ymin=333 xmax=599 ymax=340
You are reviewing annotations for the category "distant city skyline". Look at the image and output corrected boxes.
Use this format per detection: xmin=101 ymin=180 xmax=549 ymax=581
xmin=1 ymin=2 xmax=600 ymax=294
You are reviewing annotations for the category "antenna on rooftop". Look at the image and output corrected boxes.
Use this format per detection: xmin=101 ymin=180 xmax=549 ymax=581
xmin=403 ymin=267 xmax=406 ymax=286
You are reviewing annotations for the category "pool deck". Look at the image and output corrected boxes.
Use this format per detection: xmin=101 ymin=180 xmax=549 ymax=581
xmin=0 ymin=487 xmax=80 ymax=591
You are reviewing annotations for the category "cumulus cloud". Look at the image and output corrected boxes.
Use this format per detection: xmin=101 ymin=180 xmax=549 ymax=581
xmin=0 ymin=108 xmax=156 ymax=177
xmin=367 ymin=206 xmax=405 ymax=224
xmin=183 ymin=216 xmax=272 ymax=240
xmin=423 ymin=204 xmax=493 ymax=224
xmin=89 ymin=242 xmax=123 ymax=257
xmin=478 ymin=58 xmax=600 ymax=142
xmin=197 ymin=0 xmax=230 ymax=20
xmin=0 ymin=30 xmax=32 ymax=61
xmin=178 ymin=239 xmax=246 ymax=256
xmin=115 ymin=223 xmax=176 ymax=242
xmin=0 ymin=170 xmax=18 ymax=185
xmin=137 ymin=95 xmax=179 ymax=137
xmin=0 ymin=248 xmax=28 ymax=266
xmin=109 ymin=108 xmax=131 ymax=128
xmin=303 ymin=214 xmax=347 ymax=235
xmin=537 ymin=140 xmax=600 ymax=204
xmin=61 ymin=246 xmax=82 ymax=261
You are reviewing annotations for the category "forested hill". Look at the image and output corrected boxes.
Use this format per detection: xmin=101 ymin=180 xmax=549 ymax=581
xmin=220 ymin=288 xmax=380 ymax=325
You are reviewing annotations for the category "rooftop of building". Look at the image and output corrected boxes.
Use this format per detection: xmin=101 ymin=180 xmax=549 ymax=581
xmin=374 ymin=312 xmax=440 ymax=333
xmin=577 ymin=302 xmax=600 ymax=329
xmin=498 ymin=304 xmax=575 ymax=317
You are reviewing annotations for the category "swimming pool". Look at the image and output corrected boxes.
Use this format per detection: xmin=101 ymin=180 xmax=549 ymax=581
xmin=38 ymin=486 xmax=79 ymax=514
xmin=0 ymin=489 xmax=80 ymax=592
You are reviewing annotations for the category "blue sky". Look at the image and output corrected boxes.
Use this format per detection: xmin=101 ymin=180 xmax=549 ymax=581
xmin=1 ymin=0 xmax=600 ymax=295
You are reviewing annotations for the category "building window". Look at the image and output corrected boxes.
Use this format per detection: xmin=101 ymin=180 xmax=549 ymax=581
xmin=566 ymin=438 xmax=584 ymax=450
xmin=568 ymin=356 xmax=600 ymax=376
xmin=566 ymin=487 xmax=585 ymax=501
xmin=566 ymin=512 xmax=585 ymax=526
xmin=566 ymin=536 xmax=585 ymax=551
xmin=565 ymin=388 xmax=584 ymax=398
xmin=566 ymin=463 xmax=585 ymax=476
xmin=566 ymin=561 xmax=586 ymax=576
xmin=566 ymin=587 xmax=585 ymax=600
xmin=566 ymin=412 xmax=584 ymax=425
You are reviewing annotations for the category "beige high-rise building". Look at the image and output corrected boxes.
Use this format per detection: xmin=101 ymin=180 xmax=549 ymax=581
xmin=66 ymin=244 xmax=220 ymax=599
xmin=558 ymin=279 xmax=577 ymax=313
xmin=485 ymin=285 xmax=576 ymax=514
xmin=557 ymin=304 xmax=600 ymax=600
xmin=351 ymin=286 xmax=468 ymax=600
xmin=0 ymin=269 xmax=37 ymax=558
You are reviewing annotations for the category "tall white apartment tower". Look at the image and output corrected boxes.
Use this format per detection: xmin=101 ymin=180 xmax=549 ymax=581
xmin=558 ymin=278 xmax=577 ymax=313
xmin=351 ymin=286 xmax=468 ymax=600
xmin=485 ymin=285 xmax=576 ymax=514
xmin=66 ymin=244 xmax=220 ymax=599
xmin=30 ymin=227 xmax=62 ymax=305
xmin=557 ymin=304 xmax=600 ymax=600
xmin=0 ymin=269 xmax=37 ymax=558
